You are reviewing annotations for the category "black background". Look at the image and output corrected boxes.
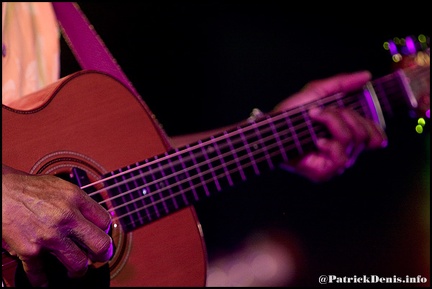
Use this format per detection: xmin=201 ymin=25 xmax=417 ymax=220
xmin=60 ymin=1 xmax=430 ymax=286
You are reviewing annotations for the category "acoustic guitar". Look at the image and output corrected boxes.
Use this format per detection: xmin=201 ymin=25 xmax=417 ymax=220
xmin=2 ymin=48 xmax=429 ymax=286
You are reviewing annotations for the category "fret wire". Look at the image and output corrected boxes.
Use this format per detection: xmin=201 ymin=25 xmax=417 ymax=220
xmin=142 ymin=160 xmax=161 ymax=219
xmin=188 ymin=145 xmax=210 ymax=197
xmin=177 ymin=148 xmax=199 ymax=202
xmin=166 ymin=156 xmax=182 ymax=209
xmin=136 ymin=165 xmax=154 ymax=221
xmin=251 ymin=118 xmax=275 ymax=169
xmin=119 ymin=167 xmax=137 ymax=226
xmin=171 ymin=148 xmax=193 ymax=206
xmin=211 ymin=135 xmax=234 ymax=186
xmin=127 ymin=165 xmax=147 ymax=226
xmin=238 ymin=127 xmax=260 ymax=175
xmin=267 ymin=114 xmax=289 ymax=163
xmin=283 ymin=112 xmax=303 ymax=155
xmin=301 ymin=105 xmax=318 ymax=146
xmin=155 ymin=155 xmax=171 ymax=214
xmin=224 ymin=130 xmax=247 ymax=181
xmin=198 ymin=140 xmax=222 ymax=192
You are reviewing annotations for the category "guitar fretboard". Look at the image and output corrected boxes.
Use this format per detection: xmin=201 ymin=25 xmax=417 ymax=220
xmin=88 ymin=64 xmax=429 ymax=232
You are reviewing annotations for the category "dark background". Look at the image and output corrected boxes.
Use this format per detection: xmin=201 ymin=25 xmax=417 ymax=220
xmin=61 ymin=2 xmax=430 ymax=286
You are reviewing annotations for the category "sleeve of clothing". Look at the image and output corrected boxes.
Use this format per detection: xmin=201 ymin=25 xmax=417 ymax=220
xmin=2 ymin=2 xmax=60 ymax=109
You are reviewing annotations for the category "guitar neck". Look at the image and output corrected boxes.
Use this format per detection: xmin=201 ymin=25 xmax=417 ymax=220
xmin=88 ymin=64 xmax=429 ymax=233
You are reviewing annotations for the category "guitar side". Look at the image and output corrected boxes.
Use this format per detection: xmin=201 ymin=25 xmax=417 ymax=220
xmin=2 ymin=71 xmax=207 ymax=287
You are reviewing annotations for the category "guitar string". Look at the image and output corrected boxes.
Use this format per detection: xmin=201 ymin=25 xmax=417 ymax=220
xmin=88 ymin=64 xmax=428 ymax=198
xmin=98 ymin=113 xmax=318 ymax=211
xmin=117 ymin=109 xmax=382 ymax=224
xmin=85 ymin=69 xmax=418 ymax=220
xmin=93 ymin=67 xmax=408 ymax=200
xmin=86 ymin=91 xmax=371 ymax=222
xmin=97 ymin=91 xmax=350 ymax=192
xmin=97 ymin=66 xmax=431 ymax=224
xmin=84 ymin=94 xmax=331 ymax=191
xmin=84 ymin=65 xmax=420 ymax=204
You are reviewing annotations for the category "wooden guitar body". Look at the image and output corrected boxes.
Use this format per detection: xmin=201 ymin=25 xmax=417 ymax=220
xmin=2 ymin=70 xmax=207 ymax=287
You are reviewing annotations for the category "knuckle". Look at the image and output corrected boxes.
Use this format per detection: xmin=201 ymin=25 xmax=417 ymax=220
xmin=49 ymin=206 xmax=76 ymax=227
xmin=95 ymin=235 xmax=113 ymax=256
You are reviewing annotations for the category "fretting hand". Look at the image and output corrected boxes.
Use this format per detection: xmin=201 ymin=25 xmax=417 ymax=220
xmin=274 ymin=71 xmax=388 ymax=182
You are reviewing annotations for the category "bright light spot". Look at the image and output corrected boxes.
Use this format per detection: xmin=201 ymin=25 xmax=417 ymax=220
xmin=418 ymin=118 xmax=426 ymax=126
xmin=393 ymin=37 xmax=401 ymax=44
xmin=392 ymin=54 xmax=402 ymax=62
xmin=251 ymin=253 xmax=278 ymax=281
xmin=416 ymin=125 xmax=424 ymax=134
xmin=142 ymin=189 xmax=147 ymax=195
xmin=228 ymin=262 xmax=255 ymax=286
xmin=418 ymin=34 xmax=427 ymax=43
xmin=207 ymin=267 xmax=228 ymax=287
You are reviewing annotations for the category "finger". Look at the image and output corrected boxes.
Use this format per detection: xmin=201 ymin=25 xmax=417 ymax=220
xmin=363 ymin=121 xmax=388 ymax=149
xmin=338 ymin=109 xmax=387 ymax=149
xmin=336 ymin=110 xmax=369 ymax=166
xmin=339 ymin=110 xmax=369 ymax=146
xmin=305 ymin=71 xmax=372 ymax=96
xmin=21 ymin=257 xmax=49 ymax=287
xmin=294 ymin=138 xmax=348 ymax=182
xmin=336 ymin=110 xmax=387 ymax=167
xmin=315 ymin=138 xmax=348 ymax=171
xmin=309 ymin=107 xmax=353 ymax=149
xmin=274 ymin=71 xmax=372 ymax=111
xmin=50 ymin=237 xmax=90 ymax=279
xmin=69 ymin=217 xmax=114 ymax=262
xmin=76 ymin=190 xmax=112 ymax=233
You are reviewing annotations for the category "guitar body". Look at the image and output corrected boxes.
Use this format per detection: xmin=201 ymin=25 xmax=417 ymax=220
xmin=2 ymin=70 xmax=207 ymax=287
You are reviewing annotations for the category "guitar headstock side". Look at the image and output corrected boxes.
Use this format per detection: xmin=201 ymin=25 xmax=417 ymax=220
xmin=384 ymin=34 xmax=430 ymax=133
